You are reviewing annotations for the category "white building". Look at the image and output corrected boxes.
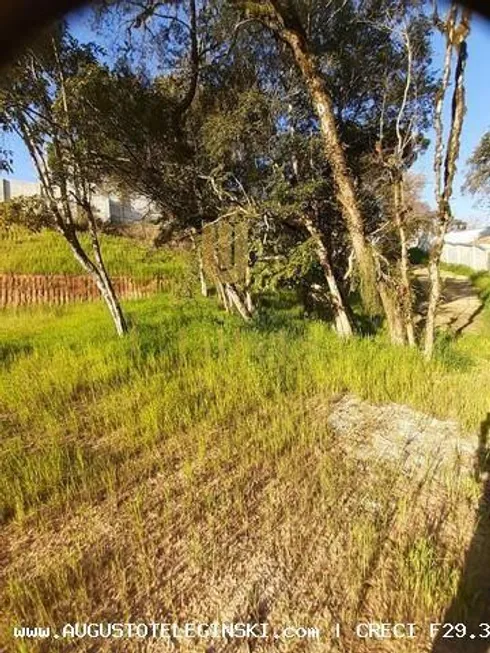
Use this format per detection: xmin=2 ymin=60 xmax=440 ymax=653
xmin=0 ymin=178 xmax=159 ymax=224
xmin=441 ymin=227 xmax=490 ymax=272
xmin=0 ymin=178 xmax=41 ymax=201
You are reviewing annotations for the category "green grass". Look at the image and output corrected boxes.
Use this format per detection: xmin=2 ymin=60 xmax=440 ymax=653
xmin=1 ymin=248 xmax=490 ymax=651
xmin=1 ymin=289 xmax=489 ymax=524
xmin=472 ymin=269 xmax=490 ymax=306
xmin=0 ymin=227 xmax=191 ymax=283
xmin=440 ymin=262 xmax=476 ymax=278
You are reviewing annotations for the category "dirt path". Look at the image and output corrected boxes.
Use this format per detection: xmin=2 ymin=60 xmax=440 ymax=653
xmin=414 ymin=268 xmax=484 ymax=335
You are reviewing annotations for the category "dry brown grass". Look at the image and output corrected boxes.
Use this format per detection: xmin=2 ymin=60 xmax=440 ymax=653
xmin=1 ymin=393 xmax=480 ymax=653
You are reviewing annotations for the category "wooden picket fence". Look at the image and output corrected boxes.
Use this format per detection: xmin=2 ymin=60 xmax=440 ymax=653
xmin=0 ymin=274 xmax=163 ymax=308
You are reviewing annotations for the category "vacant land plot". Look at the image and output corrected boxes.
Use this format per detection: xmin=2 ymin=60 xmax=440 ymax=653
xmin=1 ymin=249 xmax=490 ymax=651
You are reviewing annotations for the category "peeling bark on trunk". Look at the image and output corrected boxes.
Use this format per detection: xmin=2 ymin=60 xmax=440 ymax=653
xmin=244 ymin=264 xmax=254 ymax=315
xmin=92 ymin=266 xmax=128 ymax=337
xmin=424 ymin=234 xmax=445 ymax=358
xmin=86 ymin=207 xmax=128 ymax=336
xmin=393 ymin=175 xmax=416 ymax=347
xmin=215 ymin=277 xmax=230 ymax=311
xmin=273 ymin=23 xmax=379 ymax=315
xmin=303 ymin=216 xmax=353 ymax=338
xmin=199 ymin=263 xmax=208 ymax=297
xmin=225 ymin=282 xmax=253 ymax=321
xmin=424 ymin=6 xmax=471 ymax=359
xmin=191 ymin=232 xmax=208 ymax=298
xmin=198 ymin=246 xmax=208 ymax=297
xmin=377 ymin=282 xmax=407 ymax=345
xmin=61 ymin=218 xmax=128 ymax=336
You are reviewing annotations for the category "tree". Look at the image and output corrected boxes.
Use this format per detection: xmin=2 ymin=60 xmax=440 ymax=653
xmin=0 ymin=25 xmax=128 ymax=335
xmin=424 ymin=2 xmax=471 ymax=359
xmin=192 ymin=31 xmax=355 ymax=333
xmin=225 ymin=0 xmax=436 ymax=343
xmin=366 ymin=9 xmax=435 ymax=347
xmin=82 ymin=0 xmax=435 ymax=337
xmin=60 ymin=61 xmax=199 ymax=233
xmin=465 ymin=132 xmax=490 ymax=202
xmin=234 ymin=0 xmax=380 ymax=316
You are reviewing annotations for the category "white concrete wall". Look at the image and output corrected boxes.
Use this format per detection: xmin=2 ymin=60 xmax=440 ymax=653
xmin=0 ymin=178 xmax=159 ymax=224
xmin=442 ymin=243 xmax=490 ymax=271
xmin=0 ymin=179 xmax=42 ymax=201
xmin=107 ymin=195 xmax=159 ymax=223
xmin=90 ymin=193 xmax=111 ymax=222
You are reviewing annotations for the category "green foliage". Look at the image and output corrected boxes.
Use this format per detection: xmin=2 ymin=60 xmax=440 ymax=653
xmin=252 ymin=237 xmax=319 ymax=291
xmin=0 ymin=147 xmax=12 ymax=174
xmin=201 ymin=88 xmax=273 ymax=171
xmin=473 ymin=271 xmax=490 ymax=304
xmin=440 ymin=262 xmax=475 ymax=277
xmin=408 ymin=247 xmax=429 ymax=265
xmin=465 ymin=131 xmax=490 ymax=199
xmin=0 ymin=197 xmax=55 ymax=234
xmin=62 ymin=62 xmax=198 ymax=228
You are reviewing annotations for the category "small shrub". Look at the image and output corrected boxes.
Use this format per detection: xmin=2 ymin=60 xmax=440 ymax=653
xmin=408 ymin=247 xmax=429 ymax=265
xmin=0 ymin=196 xmax=55 ymax=235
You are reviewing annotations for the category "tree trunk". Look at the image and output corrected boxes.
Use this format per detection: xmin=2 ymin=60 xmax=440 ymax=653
xmin=216 ymin=277 xmax=230 ymax=311
xmin=92 ymin=266 xmax=128 ymax=337
xmin=424 ymin=252 xmax=442 ymax=359
xmin=63 ymin=223 xmax=128 ymax=337
xmin=244 ymin=263 xmax=254 ymax=314
xmin=85 ymin=204 xmax=128 ymax=336
xmin=393 ymin=175 xmax=416 ymax=346
xmin=377 ymin=282 xmax=407 ymax=345
xmin=199 ymin=260 xmax=208 ymax=297
xmin=274 ymin=22 xmax=379 ymax=315
xmin=424 ymin=6 xmax=471 ymax=359
xmin=190 ymin=231 xmax=208 ymax=297
xmin=225 ymin=282 xmax=253 ymax=321
xmin=198 ymin=244 xmax=208 ymax=297
xmin=303 ymin=216 xmax=353 ymax=338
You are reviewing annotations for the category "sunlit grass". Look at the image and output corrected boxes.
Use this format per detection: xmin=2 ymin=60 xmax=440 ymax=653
xmin=0 ymin=227 xmax=192 ymax=282
xmin=1 ymin=252 xmax=490 ymax=652
xmin=1 ymin=289 xmax=489 ymax=524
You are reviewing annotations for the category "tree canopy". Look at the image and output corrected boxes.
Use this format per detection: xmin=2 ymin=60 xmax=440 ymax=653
xmin=0 ymin=0 xmax=473 ymax=351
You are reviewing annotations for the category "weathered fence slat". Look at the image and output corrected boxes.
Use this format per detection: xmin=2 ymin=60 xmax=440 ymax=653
xmin=0 ymin=274 xmax=163 ymax=308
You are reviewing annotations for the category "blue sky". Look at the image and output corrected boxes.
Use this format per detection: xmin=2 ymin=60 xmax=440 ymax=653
xmin=2 ymin=5 xmax=490 ymax=226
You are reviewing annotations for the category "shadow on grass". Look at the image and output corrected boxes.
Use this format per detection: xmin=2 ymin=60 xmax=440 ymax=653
xmin=352 ymin=312 xmax=384 ymax=337
xmin=249 ymin=309 xmax=307 ymax=336
xmin=432 ymin=413 xmax=490 ymax=652
xmin=0 ymin=341 xmax=33 ymax=366
xmin=247 ymin=291 xmax=308 ymax=335
xmin=433 ymin=332 xmax=475 ymax=372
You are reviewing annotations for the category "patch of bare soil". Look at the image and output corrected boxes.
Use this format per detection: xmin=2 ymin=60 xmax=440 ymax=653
xmin=327 ymin=394 xmax=476 ymax=481
xmin=328 ymin=395 xmax=490 ymax=653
